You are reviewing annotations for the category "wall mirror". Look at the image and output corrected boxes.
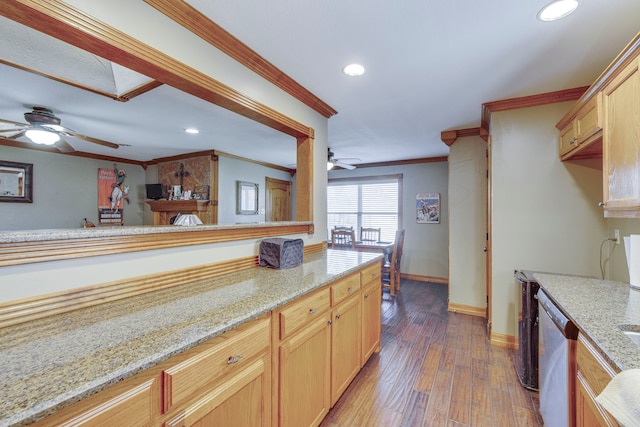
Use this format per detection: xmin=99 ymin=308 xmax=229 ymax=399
xmin=237 ymin=181 xmax=259 ymax=214
xmin=0 ymin=1 xmax=315 ymax=267
xmin=0 ymin=160 xmax=32 ymax=203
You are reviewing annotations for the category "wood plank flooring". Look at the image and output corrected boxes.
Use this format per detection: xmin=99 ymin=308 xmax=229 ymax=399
xmin=320 ymin=280 xmax=542 ymax=427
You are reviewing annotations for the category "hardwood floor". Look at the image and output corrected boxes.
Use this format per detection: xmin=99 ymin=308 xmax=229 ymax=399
xmin=320 ymin=280 xmax=542 ymax=427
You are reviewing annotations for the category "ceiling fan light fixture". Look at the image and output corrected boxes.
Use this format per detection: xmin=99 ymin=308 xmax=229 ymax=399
xmin=537 ymin=0 xmax=578 ymax=21
xmin=185 ymin=127 xmax=199 ymax=134
xmin=327 ymin=160 xmax=335 ymax=171
xmin=343 ymin=63 xmax=365 ymax=77
xmin=25 ymin=129 xmax=60 ymax=145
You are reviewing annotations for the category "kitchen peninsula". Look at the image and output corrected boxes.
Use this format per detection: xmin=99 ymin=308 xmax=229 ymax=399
xmin=0 ymin=249 xmax=382 ymax=426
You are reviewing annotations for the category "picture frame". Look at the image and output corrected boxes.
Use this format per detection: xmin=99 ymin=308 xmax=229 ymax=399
xmin=416 ymin=192 xmax=440 ymax=224
xmin=0 ymin=160 xmax=33 ymax=203
xmin=237 ymin=181 xmax=259 ymax=214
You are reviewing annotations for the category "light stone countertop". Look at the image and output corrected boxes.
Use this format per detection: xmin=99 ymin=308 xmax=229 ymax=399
xmin=533 ymin=272 xmax=640 ymax=372
xmin=0 ymin=221 xmax=311 ymax=243
xmin=0 ymin=249 xmax=381 ymax=427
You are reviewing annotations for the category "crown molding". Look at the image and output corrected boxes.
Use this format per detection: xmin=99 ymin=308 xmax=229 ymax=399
xmin=144 ymin=0 xmax=337 ymax=119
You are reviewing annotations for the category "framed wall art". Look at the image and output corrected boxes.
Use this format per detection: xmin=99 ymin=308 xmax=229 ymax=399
xmin=416 ymin=192 xmax=440 ymax=224
xmin=0 ymin=160 xmax=33 ymax=203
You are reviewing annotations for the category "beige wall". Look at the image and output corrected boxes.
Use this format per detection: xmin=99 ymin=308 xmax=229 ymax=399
xmin=329 ymin=161 xmax=449 ymax=280
xmin=606 ymin=218 xmax=640 ymax=282
xmin=448 ymin=136 xmax=487 ymax=309
xmin=0 ymin=1 xmax=328 ymax=303
xmin=490 ymin=102 xmax=607 ymax=338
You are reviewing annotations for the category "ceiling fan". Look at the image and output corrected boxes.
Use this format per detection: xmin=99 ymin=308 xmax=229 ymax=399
xmin=0 ymin=106 xmax=126 ymax=153
xmin=327 ymin=148 xmax=360 ymax=170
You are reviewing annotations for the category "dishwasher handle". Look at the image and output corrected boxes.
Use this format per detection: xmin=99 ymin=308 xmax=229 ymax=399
xmin=537 ymin=289 xmax=578 ymax=340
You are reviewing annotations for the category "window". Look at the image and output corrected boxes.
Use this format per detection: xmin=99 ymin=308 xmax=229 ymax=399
xmin=327 ymin=174 xmax=402 ymax=242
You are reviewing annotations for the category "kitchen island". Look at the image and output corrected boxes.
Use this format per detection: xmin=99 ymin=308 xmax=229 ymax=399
xmin=0 ymin=249 xmax=382 ymax=426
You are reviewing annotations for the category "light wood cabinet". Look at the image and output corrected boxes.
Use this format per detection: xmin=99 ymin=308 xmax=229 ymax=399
xmin=330 ymin=291 xmax=361 ymax=405
xmin=164 ymin=356 xmax=270 ymax=427
xmin=361 ymin=278 xmax=382 ymax=365
xmin=272 ymin=263 xmax=382 ymax=426
xmin=557 ymin=93 xmax=603 ymax=160
xmin=55 ymin=379 xmax=158 ymax=427
xmin=32 ymin=316 xmax=270 ymax=427
xmin=575 ymin=334 xmax=619 ymax=427
xmin=29 ymin=262 xmax=381 ymax=427
xmin=277 ymin=311 xmax=332 ymax=427
xmin=602 ymin=57 xmax=640 ymax=217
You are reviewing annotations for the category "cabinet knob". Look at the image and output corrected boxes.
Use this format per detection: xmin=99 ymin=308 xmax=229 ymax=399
xmin=364 ymin=293 xmax=369 ymax=298
xmin=227 ymin=354 xmax=243 ymax=364
xmin=336 ymin=313 xmax=341 ymax=319
xmin=328 ymin=319 xmax=333 ymax=325
xmin=309 ymin=307 xmax=318 ymax=315
xmin=348 ymin=287 xmax=355 ymax=292
xmin=598 ymin=201 xmax=605 ymax=207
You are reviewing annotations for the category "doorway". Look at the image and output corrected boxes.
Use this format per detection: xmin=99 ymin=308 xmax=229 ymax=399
xmin=265 ymin=177 xmax=292 ymax=221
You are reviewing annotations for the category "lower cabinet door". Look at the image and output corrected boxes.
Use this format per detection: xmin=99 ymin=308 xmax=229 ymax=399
xmin=164 ymin=356 xmax=270 ymax=427
xmin=331 ymin=295 xmax=362 ymax=406
xmin=278 ymin=314 xmax=331 ymax=427
xmin=361 ymin=279 xmax=381 ymax=366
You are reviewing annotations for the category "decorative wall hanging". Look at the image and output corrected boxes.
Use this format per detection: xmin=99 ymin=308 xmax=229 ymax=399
xmin=0 ymin=160 xmax=32 ymax=203
xmin=98 ymin=163 xmax=128 ymax=225
xmin=416 ymin=192 xmax=440 ymax=224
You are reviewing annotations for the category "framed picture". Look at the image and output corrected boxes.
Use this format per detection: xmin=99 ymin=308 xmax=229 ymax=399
xmin=416 ymin=192 xmax=440 ymax=224
xmin=0 ymin=160 xmax=33 ymax=203
xmin=237 ymin=181 xmax=259 ymax=214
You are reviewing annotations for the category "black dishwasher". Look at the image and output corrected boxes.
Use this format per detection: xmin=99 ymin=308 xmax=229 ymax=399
xmin=514 ymin=270 xmax=539 ymax=390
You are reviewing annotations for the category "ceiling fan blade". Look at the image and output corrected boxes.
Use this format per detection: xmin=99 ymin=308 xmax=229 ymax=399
xmin=66 ymin=132 xmax=120 ymax=149
xmin=335 ymin=161 xmax=356 ymax=170
xmin=0 ymin=127 xmax=27 ymax=134
xmin=0 ymin=130 xmax=26 ymax=140
xmin=336 ymin=157 xmax=361 ymax=163
xmin=56 ymin=137 xmax=76 ymax=153
xmin=0 ymin=118 xmax=28 ymax=128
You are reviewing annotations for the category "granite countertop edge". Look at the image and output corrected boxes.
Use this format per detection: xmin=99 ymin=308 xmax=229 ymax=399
xmin=533 ymin=272 xmax=640 ymax=372
xmin=1 ymin=250 xmax=382 ymax=427
xmin=0 ymin=221 xmax=312 ymax=243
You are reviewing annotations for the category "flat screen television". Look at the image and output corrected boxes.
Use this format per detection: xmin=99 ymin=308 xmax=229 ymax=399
xmin=145 ymin=183 xmax=164 ymax=200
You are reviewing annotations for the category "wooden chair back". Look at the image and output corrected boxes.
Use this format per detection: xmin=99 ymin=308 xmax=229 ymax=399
xmin=382 ymin=229 xmax=405 ymax=295
xmin=360 ymin=227 xmax=381 ymax=242
xmin=331 ymin=229 xmax=356 ymax=248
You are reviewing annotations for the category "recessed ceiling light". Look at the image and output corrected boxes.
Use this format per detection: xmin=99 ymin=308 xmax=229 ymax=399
xmin=185 ymin=128 xmax=199 ymax=134
xmin=537 ymin=0 xmax=578 ymax=22
xmin=343 ymin=64 xmax=365 ymax=77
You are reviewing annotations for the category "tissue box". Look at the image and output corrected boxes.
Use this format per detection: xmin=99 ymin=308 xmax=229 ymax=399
xmin=259 ymin=238 xmax=304 ymax=269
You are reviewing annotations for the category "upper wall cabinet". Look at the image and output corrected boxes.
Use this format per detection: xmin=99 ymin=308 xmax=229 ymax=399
xmin=557 ymin=32 xmax=640 ymax=218
xmin=558 ymin=93 xmax=603 ymax=161
xmin=602 ymin=57 xmax=640 ymax=217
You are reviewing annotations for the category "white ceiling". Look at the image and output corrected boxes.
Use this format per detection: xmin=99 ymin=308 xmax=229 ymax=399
xmin=1 ymin=1 xmax=640 ymax=167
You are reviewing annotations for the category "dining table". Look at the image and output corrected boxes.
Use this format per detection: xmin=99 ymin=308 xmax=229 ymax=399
xmin=351 ymin=240 xmax=394 ymax=263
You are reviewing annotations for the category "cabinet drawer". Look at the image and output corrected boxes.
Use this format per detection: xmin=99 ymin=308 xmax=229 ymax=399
xmin=58 ymin=379 xmax=156 ymax=427
xmin=163 ymin=317 xmax=270 ymax=412
xmin=360 ymin=262 xmax=382 ymax=286
xmin=576 ymin=335 xmax=615 ymax=396
xmin=331 ymin=273 xmax=360 ymax=306
xmin=278 ymin=288 xmax=330 ymax=340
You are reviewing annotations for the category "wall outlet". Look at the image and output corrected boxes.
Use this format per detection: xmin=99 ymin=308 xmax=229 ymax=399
xmin=614 ymin=229 xmax=620 ymax=245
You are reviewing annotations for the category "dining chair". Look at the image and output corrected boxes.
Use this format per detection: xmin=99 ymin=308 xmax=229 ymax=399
xmin=331 ymin=229 xmax=356 ymax=249
xmin=334 ymin=225 xmax=354 ymax=232
xmin=382 ymin=229 xmax=405 ymax=296
xmin=360 ymin=227 xmax=381 ymax=242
